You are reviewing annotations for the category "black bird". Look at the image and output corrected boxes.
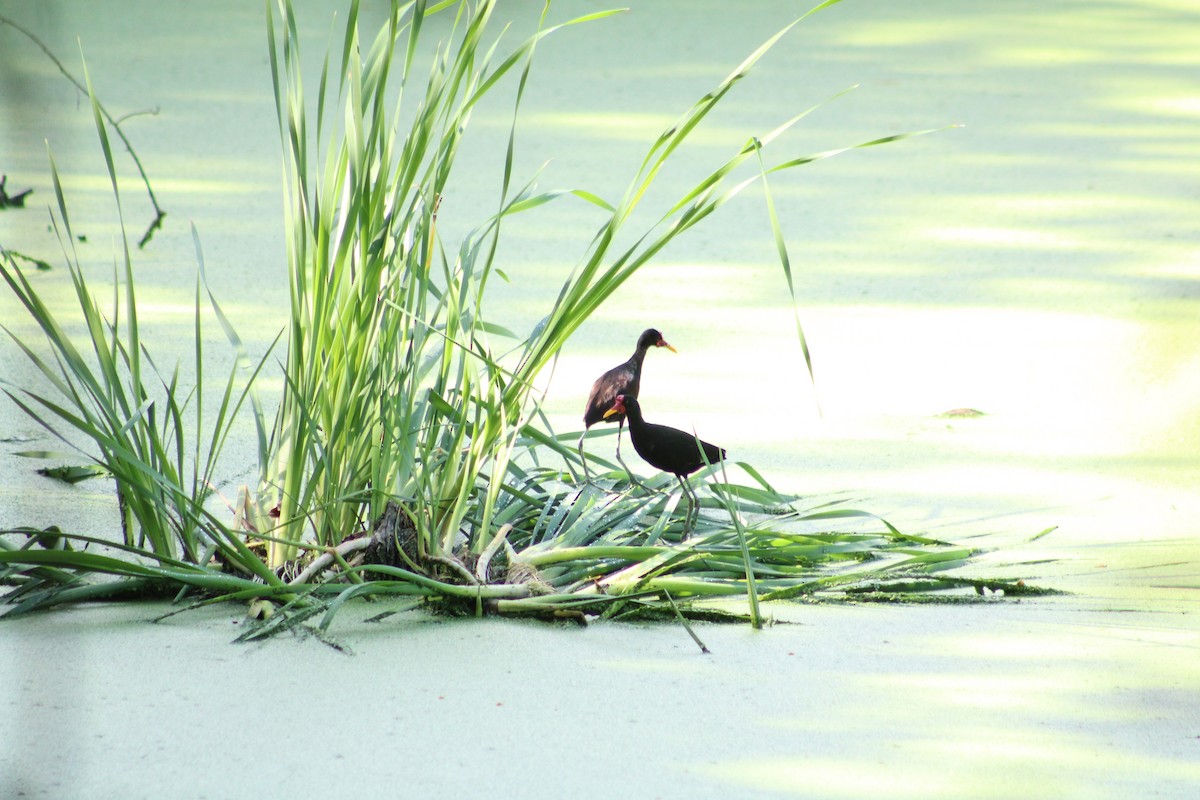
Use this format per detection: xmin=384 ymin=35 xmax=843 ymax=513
xmin=578 ymin=328 xmax=676 ymax=483
xmin=603 ymin=393 xmax=726 ymax=532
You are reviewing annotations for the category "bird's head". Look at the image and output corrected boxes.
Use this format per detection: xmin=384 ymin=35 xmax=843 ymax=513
xmin=603 ymin=394 xmax=629 ymax=420
xmin=638 ymin=328 xmax=677 ymax=353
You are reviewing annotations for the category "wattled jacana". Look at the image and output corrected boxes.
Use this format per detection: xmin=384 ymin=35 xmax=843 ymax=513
xmin=603 ymin=393 xmax=726 ymax=532
xmin=578 ymin=328 xmax=676 ymax=483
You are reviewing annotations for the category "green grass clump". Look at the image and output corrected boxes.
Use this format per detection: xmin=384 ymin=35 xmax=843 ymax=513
xmin=0 ymin=0 xmax=1014 ymax=637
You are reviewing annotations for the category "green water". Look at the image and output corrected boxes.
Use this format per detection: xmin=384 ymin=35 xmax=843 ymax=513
xmin=1 ymin=2 xmax=1197 ymax=796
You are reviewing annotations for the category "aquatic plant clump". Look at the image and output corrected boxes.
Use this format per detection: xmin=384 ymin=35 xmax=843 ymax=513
xmin=1 ymin=0 xmax=1031 ymax=638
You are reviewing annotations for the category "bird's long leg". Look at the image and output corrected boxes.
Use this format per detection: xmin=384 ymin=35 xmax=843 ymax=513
xmin=677 ymin=475 xmax=697 ymax=534
xmin=614 ymin=419 xmax=651 ymax=492
xmin=577 ymin=429 xmax=592 ymax=484
xmin=688 ymin=477 xmax=699 ymax=532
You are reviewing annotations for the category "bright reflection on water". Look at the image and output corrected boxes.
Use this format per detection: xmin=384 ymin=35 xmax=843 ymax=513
xmin=0 ymin=1 xmax=1195 ymax=573
xmin=0 ymin=0 xmax=1196 ymax=588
